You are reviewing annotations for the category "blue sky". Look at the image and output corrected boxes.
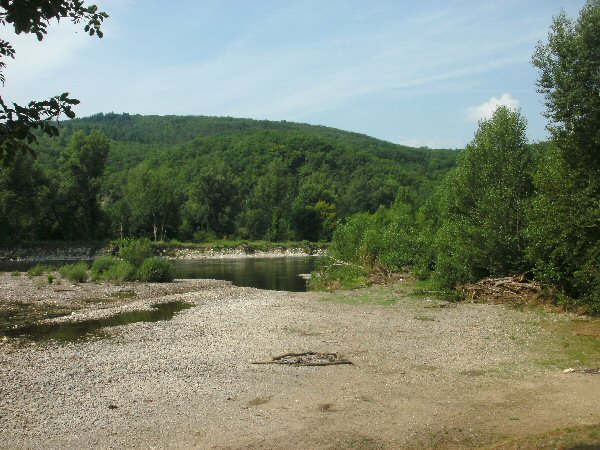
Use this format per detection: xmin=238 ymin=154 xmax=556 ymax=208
xmin=3 ymin=0 xmax=587 ymax=148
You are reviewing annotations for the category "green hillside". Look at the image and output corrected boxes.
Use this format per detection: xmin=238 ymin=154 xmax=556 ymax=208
xmin=2 ymin=113 xmax=457 ymax=242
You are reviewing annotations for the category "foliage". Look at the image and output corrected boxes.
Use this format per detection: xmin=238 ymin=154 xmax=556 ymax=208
xmin=56 ymin=130 xmax=109 ymax=239
xmin=0 ymin=0 xmax=107 ymax=164
xmin=137 ymin=257 xmax=175 ymax=283
xmin=329 ymin=200 xmax=417 ymax=272
xmin=27 ymin=263 xmax=50 ymax=277
xmin=0 ymin=150 xmax=55 ymax=241
xmin=123 ymin=164 xmax=180 ymax=241
xmin=309 ymin=256 xmax=369 ymax=291
xmin=58 ymin=262 xmax=88 ymax=283
xmin=118 ymin=238 xmax=154 ymax=268
xmin=431 ymin=107 xmax=533 ymax=288
xmin=4 ymin=114 xmax=456 ymax=243
xmin=90 ymin=254 xmax=118 ymax=280
xmin=528 ymin=0 xmax=600 ymax=307
xmin=101 ymin=260 xmax=135 ymax=282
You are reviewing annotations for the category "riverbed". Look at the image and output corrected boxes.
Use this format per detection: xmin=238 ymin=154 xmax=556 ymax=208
xmin=1 ymin=273 xmax=598 ymax=448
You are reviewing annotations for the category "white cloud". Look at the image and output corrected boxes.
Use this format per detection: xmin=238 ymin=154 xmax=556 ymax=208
xmin=466 ymin=93 xmax=520 ymax=122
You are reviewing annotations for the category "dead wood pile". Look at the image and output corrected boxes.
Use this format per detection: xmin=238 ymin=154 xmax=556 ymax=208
xmin=460 ymin=275 xmax=542 ymax=304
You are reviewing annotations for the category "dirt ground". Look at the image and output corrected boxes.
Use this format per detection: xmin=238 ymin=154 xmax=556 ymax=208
xmin=0 ymin=274 xmax=599 ymax=449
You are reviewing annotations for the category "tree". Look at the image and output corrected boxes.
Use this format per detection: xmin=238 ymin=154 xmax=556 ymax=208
xmin=183 ymin=162 xmax=240 ymax=239
xmin=528 ymin=0 xmax=600 ymax=308
xmin=0 ymin=149 xmax=54 ymax=241
xmin=56 ymin=130 xmax=109 ymax=239
xmin=432 ymin=107 xmax=533 ymax=288
xmin=0 ymin=1 xmax=108 ymax=164
xmin=125 ymin=165 xmax=180 ymax=241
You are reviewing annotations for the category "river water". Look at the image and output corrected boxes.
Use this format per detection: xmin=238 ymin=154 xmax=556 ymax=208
xmin=0 ymin=256 xmax=318 ymax=292
xmin=173 ymin=256 xmax=317 ymax=292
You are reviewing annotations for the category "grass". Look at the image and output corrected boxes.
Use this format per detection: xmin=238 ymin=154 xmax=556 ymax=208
xmin=346 ymin=437 xmax=384 ymax=449
xmin=58 ymin=263 xmax=88 ymax=283
xmin=414 ymin=315 xmax=437 ymax=321
xmin=408 ymin=278 xmax=463 ymax=302
xmin=320 ymin=284 xmax=399 ymax=306
xmin=27 ymin=264 xmax=53 ymax=278
xmin=482 ymin=423 xmax=600 ymax=449
xmin=534 ymin=317 xmax=600 ymax=370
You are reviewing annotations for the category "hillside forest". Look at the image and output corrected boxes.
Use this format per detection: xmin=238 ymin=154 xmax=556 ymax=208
xmin=0 ymin=1 xmax=599 ymax=312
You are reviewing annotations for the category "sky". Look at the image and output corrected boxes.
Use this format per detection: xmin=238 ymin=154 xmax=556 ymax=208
xmin=2 ymin=0 xmax=588 ymax=149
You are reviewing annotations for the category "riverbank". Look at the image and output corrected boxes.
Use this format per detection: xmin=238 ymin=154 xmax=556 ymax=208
xmin=1 ymin=275 xmax=599 ymax=448
xmin=0 ymin=240 xmax=326 ymax=262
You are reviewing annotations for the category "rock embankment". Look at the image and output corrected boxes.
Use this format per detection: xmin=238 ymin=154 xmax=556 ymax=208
xmin=170 ymin=246 xmax=323 ymax=259
xmin=0 ymin=245 xmax=108 ymax=262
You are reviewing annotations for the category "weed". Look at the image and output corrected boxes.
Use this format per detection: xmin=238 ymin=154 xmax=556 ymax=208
xmin=137 ymin=257 xmax=174 ymax=283
xmin=27 ymin=264 xmax=51 ymax=278
xmin=102 ymin=261 xmax=135 ymax=282
xmin=414 ymin=315 xmax=436 ymax=321
xmin=58 ymin=263 xmax=88 ymax=283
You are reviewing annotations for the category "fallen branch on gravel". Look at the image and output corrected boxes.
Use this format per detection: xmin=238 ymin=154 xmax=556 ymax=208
xmin=251 ymin=352 xmax=353 ymax=366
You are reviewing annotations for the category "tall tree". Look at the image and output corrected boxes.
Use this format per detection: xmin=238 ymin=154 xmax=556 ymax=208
xmin=125 ymin=165 xmax=180 ymax=241
xmin=183 ymin=162 xmax=240 ymax=239
xmin=529 ymin=0 xmax=600 ymax=306
xmin=0 ymin=150 xmax=54 ymax=241
xmin=432 ymin=107 xmax=533 ymax=287
xmin=0 ymin=1 xmax=108 ymax=164
xmin=56 ymin=130 xmax=109 ymax=239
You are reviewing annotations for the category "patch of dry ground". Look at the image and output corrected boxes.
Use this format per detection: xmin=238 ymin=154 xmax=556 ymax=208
xmin=0 ymin=274 xmax=599 ymax=449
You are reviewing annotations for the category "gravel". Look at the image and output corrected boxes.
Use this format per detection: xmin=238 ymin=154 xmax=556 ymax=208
xmin=1 ymin=275 xmax=598 ymax=449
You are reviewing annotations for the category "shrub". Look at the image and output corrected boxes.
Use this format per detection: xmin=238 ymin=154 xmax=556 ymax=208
xmin=59 ymin=262 xmax=88 ymax=283
xmin=27 ymin=264 xmax=51 ymax=278
xmin=11 ymin=271 xmax=20 ymax=277
xmin=119 ymin=238 xmax=154 ymax=268
xmin=137 ymin=257 xmax=175 ymax=282
xmin=102 ymin=260 xmax=136 ymax=282
xmin=91 ymin=255 xmax=119 ymax=280
xmin=309 ymin=256 xmax=369 ymax=291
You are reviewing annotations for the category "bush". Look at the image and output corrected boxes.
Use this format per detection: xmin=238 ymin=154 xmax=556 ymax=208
xmin=102 ymin=260 xmax=135 ymax=282
xmin=91 ymin=255 xmax=119 ymax=280
xmin=309 ymin=256 xmax=369 ymax=291
xmin=119 ymin=238 xmax=154 ymax=268
xmin=59 ymin=262 xmax=88 ymax=283
xmin=27 ymin=264 xmax=50 ymax=278
xmin=137 ymin=257 xmax=175 ymax=282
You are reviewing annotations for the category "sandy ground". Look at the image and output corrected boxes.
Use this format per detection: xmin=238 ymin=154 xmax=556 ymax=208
xmin=0 ymin=274 xmax=599 ymax=449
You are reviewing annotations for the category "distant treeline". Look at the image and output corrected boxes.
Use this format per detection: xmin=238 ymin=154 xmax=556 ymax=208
xmin=0 ymin=114 xmax=457 ymax=243
xmin=319 ymin=1 xmax=600 ymax=312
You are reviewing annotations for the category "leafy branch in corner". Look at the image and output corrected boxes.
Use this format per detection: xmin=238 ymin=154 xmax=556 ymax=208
xmin=0 ymin=0 xmax=108 ymax=165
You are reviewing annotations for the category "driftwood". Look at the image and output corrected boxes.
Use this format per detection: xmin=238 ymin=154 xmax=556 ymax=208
xmin=460 ymin=275 xmax=542 ymax=304
xmin=251 ymin=352 xmax=353 ymax=366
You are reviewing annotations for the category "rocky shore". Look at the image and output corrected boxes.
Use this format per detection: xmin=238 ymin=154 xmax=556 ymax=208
xmin=0 ymin=244 xmax=324 ymax=263
xmin=1 ymin=274 xmax=598 ymax=449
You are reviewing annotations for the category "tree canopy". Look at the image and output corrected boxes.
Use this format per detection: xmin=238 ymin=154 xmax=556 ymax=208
xmin=0 ymin=0 xmax=107 ymax=164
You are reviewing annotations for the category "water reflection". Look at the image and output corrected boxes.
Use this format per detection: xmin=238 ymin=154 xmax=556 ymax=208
xmin=3 ymin=301 xmax=193 ymax=342
xmin=173 ymin=257 xmax=317 ymax=292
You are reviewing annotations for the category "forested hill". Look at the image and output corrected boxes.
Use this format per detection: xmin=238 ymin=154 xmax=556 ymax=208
xmin=58 ymin=112 xmax=456 ymax=171
xmin=3 ymin=113 xmax=457 ymax=243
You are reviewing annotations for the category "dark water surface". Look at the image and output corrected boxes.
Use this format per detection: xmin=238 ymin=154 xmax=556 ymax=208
xmin=173 ymin=256 xmax=317 ymax=292
xmin=3 ymin=301 xmax=193 ymax=342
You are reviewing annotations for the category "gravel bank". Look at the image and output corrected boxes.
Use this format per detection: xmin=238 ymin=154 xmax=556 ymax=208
xmin=1 ymin=276 xmax=599 ymax=449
